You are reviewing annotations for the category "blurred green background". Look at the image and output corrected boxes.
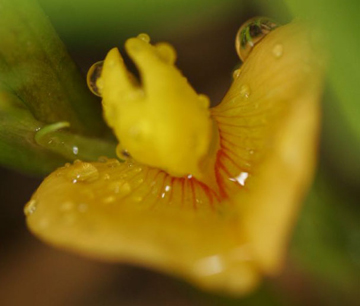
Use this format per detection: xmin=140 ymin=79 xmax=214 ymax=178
xmin=0 ymin=0 xmax=359 ymax=305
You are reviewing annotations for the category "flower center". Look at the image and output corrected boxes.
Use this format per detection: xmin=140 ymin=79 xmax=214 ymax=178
xmin=88 ymin=34 xmax=220 ymax=188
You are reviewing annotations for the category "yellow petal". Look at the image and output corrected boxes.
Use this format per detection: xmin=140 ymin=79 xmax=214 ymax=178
xmin=25 ymin=21 xmax=324 ymax=295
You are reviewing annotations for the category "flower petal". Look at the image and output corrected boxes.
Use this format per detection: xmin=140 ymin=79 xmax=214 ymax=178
xmin=25 ymin=21 xmax=324 ymax=294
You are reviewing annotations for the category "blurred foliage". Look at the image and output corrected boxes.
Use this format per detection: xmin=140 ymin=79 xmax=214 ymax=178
xmin=284 ymin=0 xmax=360 ymax=192
xmin=38 ymin=0 xmax=243 ymax=47
xmin=291 ymin=171 xmax=360 ymax=305
xmin=0 ymin=0 xmax=115 ymax=175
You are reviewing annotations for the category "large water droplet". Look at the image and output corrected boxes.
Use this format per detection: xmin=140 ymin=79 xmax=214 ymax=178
xmin=24 ymin=199 xmax=37 ymax=216
xmin=235 ymin=17 xmax=279 ymax=62
xmin=87 ymin=61 xmax=103 ymax=97
xmin=66 ymin=162 xmax=99 ymax=183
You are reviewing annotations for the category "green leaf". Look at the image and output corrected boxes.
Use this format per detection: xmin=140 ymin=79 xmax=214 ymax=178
xmin=0 ymin=0 xmax=106 ymax=136
xmin=0 ymin=0 xmax=120 ymax=174
xmin=283 ymin=0 xmax=360 ymax=185
xmin=291 ymin=173 xmax=360 ymax=305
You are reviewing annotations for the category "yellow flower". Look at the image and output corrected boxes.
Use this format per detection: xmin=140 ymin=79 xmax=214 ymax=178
xmin=25 ymin=20 xmax=324 ymax=295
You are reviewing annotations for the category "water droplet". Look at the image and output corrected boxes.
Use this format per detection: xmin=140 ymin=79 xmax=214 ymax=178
xmin=72 ymin=146 xmax=79 ymax=155
xmin=66 ymin=162 xmax=99 ymax=183
xmin=110 ymin=181 xmax=131 ymax=196
xmin=87 ymin=61 xmax=103 ymax=97
xmin=239 ymin=84 xmax=251 ymax=98
xmin=24 ymin=199 xmax=37 ymax=216
xmin=155 ymin=42 xmax=176 ymax=64
xmin=232 ymin=69 xmax=241 ymax=79
xmin=60 ymin=201 xmax=74 ymax=212
xmin=102 ymin=173 xmax=111 ymax=180
xmin=165 ymin=185 xmax=171 ymax=192
xmin=133 ymin=166 xmax=143 ymax=173
xmin=229 ymin=172 xmax=249 ymax=186
xmin=236 ymin=17 xmax=279 ymax=62
xmin=98 ymin=156 xmax=108 ymax=163
xmin=107 ymin=159 xmax=121 ymax=168
xmin=136 ymin=178 xmax=144 ymax=184
xmin=137 ymin=33 xmax=150 ymax=43
xmin=132 ymin=196 xmax=143 ymax=203
xmin=198 ymin=94 xmax=210 ymax=108
xmin=272 ymin=44 xmax=283 ymax=58
xmin=103 ymin=196 xmax=115 ymax=204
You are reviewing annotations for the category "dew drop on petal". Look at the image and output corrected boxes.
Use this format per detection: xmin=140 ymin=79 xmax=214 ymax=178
xmin=232 ymin=69 xmax=241 ymax=79
xmin=240 ymin=84 xmax=251 ymax=99
xmin=198 ymin=94 xmax=210 ymax=108
xmin=107 ymin=159 xmax=121 ymax=168
xmin=66 ymin=162 xmax=99 ymax=183
xmin=103 ymin=196 xmax=116 ymax=204
xmin=24 ymin=199 xmax=37 ymax=216
xmin=131 ymin=196 xmax=143 ymax=203
xmin=137 ymin=33 xmax=150 ymax=43
xmin=98 ymin=156 xmax=108 ymax=163
xmin=60 ymin=201 xmax=74 ymax=212
xmin=87 ymin=61 xmax=103 ymax=97
xmin=272 ymin=44 xmax=283 ymax=58
xmin=235 ymin=17 xmax=279 ymax=62
xmin=101 ymin=173 xmax=111 ymax=181
xmin=155 ymin=43 xmax=176 ymax=64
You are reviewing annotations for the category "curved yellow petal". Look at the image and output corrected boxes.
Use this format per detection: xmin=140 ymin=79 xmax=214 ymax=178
xmin=25 ymin=21 xmax=325 ymax=295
